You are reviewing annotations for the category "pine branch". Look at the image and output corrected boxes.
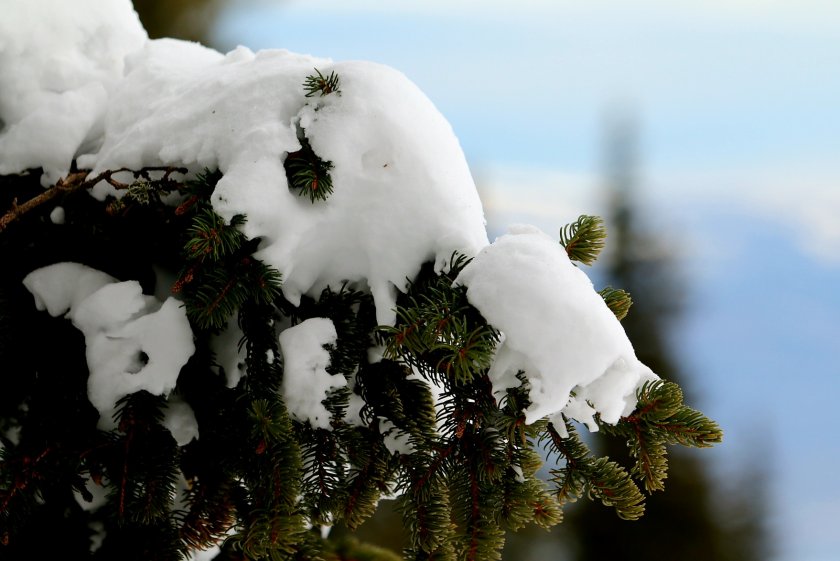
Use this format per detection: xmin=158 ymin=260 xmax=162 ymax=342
xmin=544 ymin=422 xmax=645 ymax=520
xmin=559 ymin=215 xmax=607 ymax=265
xmin=600 ymin=380 xmax=723 ymax=493
xmin=0 ymin=166 xmax=186 ymax=232
xmin=184 ymin=209 xmax=247 ymax=263
xmin=284 ymin=137 xmax=335 ymax=202
xmin=381 ymin=265 xmax=499 ymax=387
xmin=342 ymin=428 xmax=399 ymax=531
xmin=304 ymin=68 xmax=341 ymax=97
xmin=177 ymin=476 xmax=237 ymax=552
xmin=599 ymin=286 xmax=633 ymax=320
xmin=299 ymin=426 xmax=348 ymax=525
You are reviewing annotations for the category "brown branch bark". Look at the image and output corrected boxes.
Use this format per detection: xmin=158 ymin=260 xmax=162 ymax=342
xmin=0 ymin=166 xmax=186 ymax=232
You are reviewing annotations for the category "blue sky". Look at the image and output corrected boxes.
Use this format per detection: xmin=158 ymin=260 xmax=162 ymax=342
xmin=213 ymin=2 xmax=840 ymax=559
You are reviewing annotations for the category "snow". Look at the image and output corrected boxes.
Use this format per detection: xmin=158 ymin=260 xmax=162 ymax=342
xmin=378 ymin=417 xmax=414 ymax=456
xmin=0 ymin=0 xmax=147 ymax=185
xmin=6 ymin=0 xmax=659 ymax=436
xmin=163 ymin=395 xmax=200 ymax=446
xmin=455 ymin=225 xmax=658 ymax=427
xmin=278 ymin=318 xmax=344 ymax=429
xmin=73 ymin=476 xmax=109 ymax=512
xmin=1 ymin=0 xmax=487 ymax=326
xmin=22 ymin=263 xmax=196 ymax=432
xmin=49 ymin=206 xmax=65 ymax=224
xmin=22 ymin=262 xmax=116 ymax=317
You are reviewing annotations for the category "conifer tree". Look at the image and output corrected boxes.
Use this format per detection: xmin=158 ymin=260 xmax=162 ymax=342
xmin=563 ymin=114 xmax=767 ymax=561
xmin=0 ymin=7 xmax=723 ymax=559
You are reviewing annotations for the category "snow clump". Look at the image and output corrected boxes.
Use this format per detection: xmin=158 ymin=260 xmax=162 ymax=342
xmin=455 ymin=225 xmax=658 ymax=427
xmin=278 ymin=317 xmax=345 ymax=429
xmin=22 ymin=263 xmax=196 ymax=434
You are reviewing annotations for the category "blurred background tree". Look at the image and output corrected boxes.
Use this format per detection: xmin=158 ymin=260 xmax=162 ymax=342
xmin=558 ymin=113 xmax=769 ymax=561
xmin=133 ymin=0 xmax=224 ymax=45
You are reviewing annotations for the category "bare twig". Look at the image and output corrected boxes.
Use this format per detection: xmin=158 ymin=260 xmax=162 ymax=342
xmin=0 ymin=166 xmax=187 ymax=232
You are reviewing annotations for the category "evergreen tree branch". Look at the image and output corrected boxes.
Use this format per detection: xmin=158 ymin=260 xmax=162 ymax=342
xmin=599 ymin=286 xmax=633 ymax=321
xmin=304 ymin=68 xmax=341 ymax=97
xmin=284 ymin=137 xmax=335 ymax=202
xmin=544 ymin=422 xmax=645 ymax=520
xmin=559 ymin=215 xmax=607 ymax=265
xmin=0 ymin=166 xmax=186 ymax=232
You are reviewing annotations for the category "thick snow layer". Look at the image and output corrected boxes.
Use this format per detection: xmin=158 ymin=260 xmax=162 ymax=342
xmin=455 ymin=226 xmax=658 ymax=426
xmin=0 ymin=0 xmax=147 ymax=184
xmin=0 ymin=0 xmax=487 ymax=326
xmin=22 ymin=263 xmax=196 ymax=431
xmin=7 ymin=1 xmax=658 ymax=436
xmin=84 ymin=44 xmax=487 ymax=325
xmin=278 ymin=318 xmax=344 ymax=429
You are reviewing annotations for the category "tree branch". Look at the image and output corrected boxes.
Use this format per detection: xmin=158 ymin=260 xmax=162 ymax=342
xmin=0 ymin=166 xmax=187 ymax=232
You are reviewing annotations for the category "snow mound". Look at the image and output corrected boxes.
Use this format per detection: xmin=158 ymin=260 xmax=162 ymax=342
xmin=455 ymin=225 xmax=658 ymax=427
xmin=22 ymin=263 xmax=196 ymax=432
xmin=81 ymin=41 xmax=488 ymax=325
xmin=0 ymin=0 xmax=146 ymax=184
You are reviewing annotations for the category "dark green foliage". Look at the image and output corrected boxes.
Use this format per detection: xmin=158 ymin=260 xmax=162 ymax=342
xmin=284 ymin=137 xmax=335 ymax=203
xmin=175 ymin=172 xmax=283 ymax=331
xmin=542 ymin=422 xmax=645 ymax=521
xmin=381 ymin=255 xmax=500 ymax=387
xmin=1 ymin=135 xmax=720 ymax=559
xmin=284 ymin=70 xmax=340 ymax=204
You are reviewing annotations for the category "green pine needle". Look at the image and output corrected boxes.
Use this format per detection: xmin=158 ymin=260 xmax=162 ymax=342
xmin=600 ymin=381 xmax=724 ymax=493
xmin=304 ymin=68 xmax=341 ymax=97
xmin=284 ymin=137 xmax=335 ymax=202
xmin=559 ymin=215 xmax=607 ymax=265
xmin=599 ymin=286 xmax=633 ymax=320
xmin=545 ymin=422 xmax=646 ymax=520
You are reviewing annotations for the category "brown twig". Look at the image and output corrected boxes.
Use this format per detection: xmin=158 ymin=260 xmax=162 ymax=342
xmin=0 ymin=166 xmax=187 ymax=232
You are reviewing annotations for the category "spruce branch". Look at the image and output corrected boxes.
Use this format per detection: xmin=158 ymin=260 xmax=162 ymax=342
xmin=304 ymin=68 xmax=341 ymax=97
xmin=284 ymin=137 xmax=335 ymax=202
xmin=544 ymin=422 xmax=645 ymax=520
xmin=177 ymin=476 xmax=238 ymax=552
xmin=342 ymin=428 xmax=399 ymax=531
xmin=0 ymin=166 xmax=186 ymax=232
xmin=184 ymin=209 xmax=247 ymax=263
xmin=599 ymin=286 xmax=633 ymax=320
xmin=559 ymin=215 xmax=607 ymax=265
xmin=600 ymin=380 xmax=723 ymax=493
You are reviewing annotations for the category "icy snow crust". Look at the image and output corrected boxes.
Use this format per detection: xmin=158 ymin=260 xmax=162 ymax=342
xmin=7 ymin=0 xmax=658 ymax=432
